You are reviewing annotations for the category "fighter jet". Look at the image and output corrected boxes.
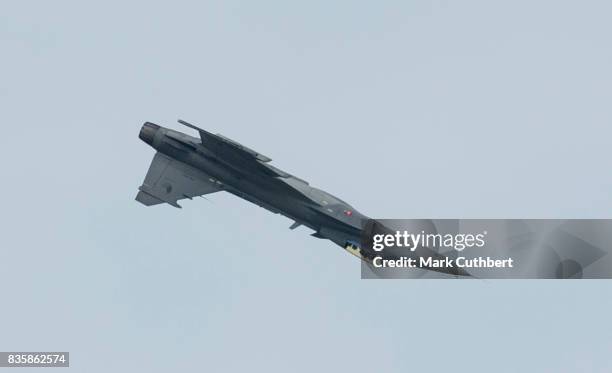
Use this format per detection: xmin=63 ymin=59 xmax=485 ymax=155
xmin=135 ymin=120 xmax=469 ymax=277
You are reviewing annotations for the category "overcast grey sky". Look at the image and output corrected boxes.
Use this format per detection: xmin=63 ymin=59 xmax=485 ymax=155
xmin=1 ymin=1 xmax=611 ymax=372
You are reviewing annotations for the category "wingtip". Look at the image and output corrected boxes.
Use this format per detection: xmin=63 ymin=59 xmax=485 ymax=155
xmin=177 ymin=119 xmax=210 ymax=136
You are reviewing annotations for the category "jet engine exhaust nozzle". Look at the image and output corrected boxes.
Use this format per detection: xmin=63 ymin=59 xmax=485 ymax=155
xmin=139 ymin=122 xmax=160 ymax=146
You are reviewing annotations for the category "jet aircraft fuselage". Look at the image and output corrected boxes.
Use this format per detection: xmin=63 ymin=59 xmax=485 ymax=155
xmin=137 ymin=120 xmax=366 ymax=249
xmin=136 ymin=120 xmax=468 ymax=277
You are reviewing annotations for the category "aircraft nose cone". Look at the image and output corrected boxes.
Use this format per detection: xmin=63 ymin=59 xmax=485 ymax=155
xmin=139 ymin=122 xmax=160 ymax=146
